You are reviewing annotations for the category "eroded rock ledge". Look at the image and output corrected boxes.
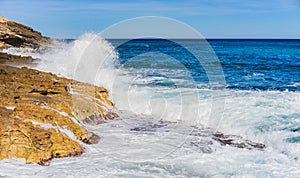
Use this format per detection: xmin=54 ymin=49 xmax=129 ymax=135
xmin=0 ymin=63 xmax=118 ymax=165
xmin=0 ymin=16 xmax=51 ymax=49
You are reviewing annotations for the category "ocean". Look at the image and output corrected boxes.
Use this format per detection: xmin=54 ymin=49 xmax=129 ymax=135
xmin=1 ymin=34 xmax=299 ymax=177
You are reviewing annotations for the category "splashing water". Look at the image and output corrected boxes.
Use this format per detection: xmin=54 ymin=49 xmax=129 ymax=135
xmin=1 ymin=34 xmax=300 ymax=177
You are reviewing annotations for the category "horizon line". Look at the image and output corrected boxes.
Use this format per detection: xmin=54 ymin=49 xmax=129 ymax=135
xmin=54 ymin=37 xmax=300 ymax=40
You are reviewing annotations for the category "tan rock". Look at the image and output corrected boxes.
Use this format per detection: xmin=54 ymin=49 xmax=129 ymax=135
xmin=0 ymin=16 xmax=51 ymax=49
xmin=0 ymin=117 xmax=83 ymax=165
xmin=0 ymin=51 xmax=33 ymax=64
xmin=0 ymin=16 xmax=118 ymax=165
xmin=0 ymin=59 xmax=118 ymax=165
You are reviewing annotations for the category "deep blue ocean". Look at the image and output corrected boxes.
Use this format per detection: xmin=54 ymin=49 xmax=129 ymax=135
xmin=110 ymin=39 xmax=300 ymax=91
xmin=1 ymin=36 xmax=299 ymax=177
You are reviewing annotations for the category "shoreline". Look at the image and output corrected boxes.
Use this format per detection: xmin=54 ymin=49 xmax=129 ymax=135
xmin=0 ymin=16 xmax=118 ymax=165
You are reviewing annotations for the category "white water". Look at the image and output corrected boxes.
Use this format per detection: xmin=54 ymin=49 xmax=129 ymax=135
xmin=1 ymin=33 xmax=300 ymax=177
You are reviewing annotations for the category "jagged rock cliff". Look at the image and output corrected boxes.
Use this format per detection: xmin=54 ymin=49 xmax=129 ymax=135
xmin=0 ymin=17 xmax=118 ymax=165
xmin=0 ymin=16 xmax=51 ymax=49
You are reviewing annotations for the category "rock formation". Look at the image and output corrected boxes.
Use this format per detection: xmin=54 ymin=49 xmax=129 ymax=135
xmin=0 ymin=17 xmax=118 ymax=165
xmin=213 ymin=132 xmax=266 ymax=150
xmin=0 ymin=63 xmax=118 ymax=165
xmin=0 ymin=51 xmax=34 ymax=64
xmin=0 ymin=16 xmax=51 ymax=49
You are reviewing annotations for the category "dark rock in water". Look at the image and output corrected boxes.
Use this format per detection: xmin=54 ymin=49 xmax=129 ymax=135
xmin=82 ymin=114 xmax=104 ymax=125
xmin=82 ymin=133 xmax=101 ymax=144
xmin=81 ymin=112 xmax=119 ymax=125
xmin=213 ymin=132 xmax=266 ymax=150
xmin=130 ymin=127 xmax=147 ymax=132
xmin=291 ymin=127 xmax=300 ymax=132
xmin=130 ymin=120 xmax=168 ymax=132
xmin=103 ymin=112 xmax=119 ymax=120
xmin=129 ymin=119 xmax=266 ymax=151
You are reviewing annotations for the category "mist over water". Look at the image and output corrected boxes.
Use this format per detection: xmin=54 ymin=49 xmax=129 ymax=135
xmin=1 ymin=33 xmax=300 ymax=177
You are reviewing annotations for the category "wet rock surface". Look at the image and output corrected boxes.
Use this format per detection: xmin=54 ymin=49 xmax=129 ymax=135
xmin=130 ymin=119 xmax=266 ymax=151
xmin=0 ymin=63 xmax=118 ymax=165
xmin=213 ymin=132 xmax=266 ymax=150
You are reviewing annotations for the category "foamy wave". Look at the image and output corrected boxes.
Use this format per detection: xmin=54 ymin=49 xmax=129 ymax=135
xmin=35 ymin=33 xmax=118 ymax=84
xmin=1 ymin=33 xmax=300 ymax=177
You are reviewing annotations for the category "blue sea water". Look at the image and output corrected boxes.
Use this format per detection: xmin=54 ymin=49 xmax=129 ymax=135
xmin=1 ymin=36 xmax=299 ymax=177
xmin=101 ymin=38 xmax=300 ymax=176
xmin=111 ymin=39 xmax=300 ymax=91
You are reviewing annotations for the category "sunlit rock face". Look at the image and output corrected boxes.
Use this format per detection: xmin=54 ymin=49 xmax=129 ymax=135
xmin=0 ymin=63 xmax=117 ymax=165
xmin=0 ymin=16 xmax=118 ymax=165
xmin=0 ymin=16 xmax=51 ymax=49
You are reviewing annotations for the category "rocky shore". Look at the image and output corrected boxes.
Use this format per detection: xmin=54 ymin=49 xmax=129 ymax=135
xmin=0 ymin=16 xmax=118 ymax=165
xmin=0 ymin=16 xmax=51 ymax=49
xmin=0 ymin=16 xmax=266 ymax=167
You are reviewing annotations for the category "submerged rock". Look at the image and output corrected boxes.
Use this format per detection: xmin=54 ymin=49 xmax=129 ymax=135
xmin=129 ymin=119 xmax=266 ymax=152
xmin=213 ymin=132 xmax=266 ymax=150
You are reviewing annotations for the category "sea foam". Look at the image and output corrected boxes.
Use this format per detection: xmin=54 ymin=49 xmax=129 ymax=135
xmin=1 ymin=34 xmax=300 ymax=177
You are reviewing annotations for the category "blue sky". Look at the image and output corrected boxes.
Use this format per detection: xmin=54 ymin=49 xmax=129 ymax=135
xmin=1 ymin=0 xmax=299 ymax=38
